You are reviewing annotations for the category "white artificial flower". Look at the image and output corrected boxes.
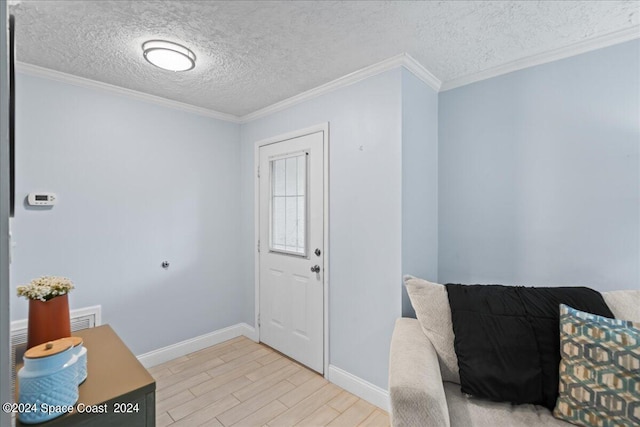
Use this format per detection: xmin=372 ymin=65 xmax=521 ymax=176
xmin=16 ymin=276 xmax=75 ymax=301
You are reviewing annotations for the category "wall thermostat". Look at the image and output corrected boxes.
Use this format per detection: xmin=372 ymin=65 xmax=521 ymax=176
xmin=27 ymin=192 xmax=57 ymax=206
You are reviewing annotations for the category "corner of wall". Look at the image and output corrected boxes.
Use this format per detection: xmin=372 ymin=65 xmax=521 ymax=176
xmin=400 ymin=69 xmax=439 ymax=317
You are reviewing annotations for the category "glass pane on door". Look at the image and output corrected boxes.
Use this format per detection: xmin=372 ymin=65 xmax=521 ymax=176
xmin=270 ymin=153 xmax=307 ymax=256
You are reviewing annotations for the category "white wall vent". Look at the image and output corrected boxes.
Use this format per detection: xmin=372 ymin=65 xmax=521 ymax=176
xmin=10 ymin=305 xmax=102 ymax=402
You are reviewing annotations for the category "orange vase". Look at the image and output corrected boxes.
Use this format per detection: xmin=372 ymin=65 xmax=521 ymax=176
xmin=26 ymin=294 xmax=71 ymax=349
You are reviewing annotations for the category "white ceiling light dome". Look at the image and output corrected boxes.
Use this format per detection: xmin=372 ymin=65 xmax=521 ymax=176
xmin=142 ymin=40 xmax=196 ymax=72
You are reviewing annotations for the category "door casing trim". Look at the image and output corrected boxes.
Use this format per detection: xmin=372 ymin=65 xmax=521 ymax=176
xmin=253 ymin=122 xmax=330 ymax=377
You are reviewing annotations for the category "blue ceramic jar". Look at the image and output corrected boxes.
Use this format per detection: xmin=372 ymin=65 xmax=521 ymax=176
xmin=17 ymin=339 xmax=79 ymax=424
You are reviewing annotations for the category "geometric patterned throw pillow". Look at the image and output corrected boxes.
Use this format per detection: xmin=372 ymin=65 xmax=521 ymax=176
xmin=553 ymin=304 xmax=640 ymax=427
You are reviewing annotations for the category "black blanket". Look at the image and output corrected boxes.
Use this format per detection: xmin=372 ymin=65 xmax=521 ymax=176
xmin=445 ymin=284 xmax=613 ymax=410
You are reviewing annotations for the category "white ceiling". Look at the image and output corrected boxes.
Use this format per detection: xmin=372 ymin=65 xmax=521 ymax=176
xmin=9 ymin=1 xmax=640 ymax=118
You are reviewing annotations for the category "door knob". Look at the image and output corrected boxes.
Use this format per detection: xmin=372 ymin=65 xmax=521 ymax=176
xmin=310 ymin=265 xmax=321 ymax=273
xmin=315 ymin=248 xmax=321 ymax=256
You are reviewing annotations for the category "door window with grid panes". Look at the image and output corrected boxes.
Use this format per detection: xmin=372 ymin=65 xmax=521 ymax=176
xmin=270 ymin=153 xmax=307 ymax=256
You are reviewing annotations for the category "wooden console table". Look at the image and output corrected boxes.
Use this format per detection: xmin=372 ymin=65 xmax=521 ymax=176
xmin=16 ymin=325 xmax=156 ymax=426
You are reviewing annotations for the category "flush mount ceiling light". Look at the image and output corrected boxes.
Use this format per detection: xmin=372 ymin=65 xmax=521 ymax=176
xmin=142 ymin=40 xmax=196 ymax=72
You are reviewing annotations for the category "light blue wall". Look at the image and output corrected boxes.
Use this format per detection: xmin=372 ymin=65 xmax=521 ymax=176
xmin=11 ymin=36 xmax=638 ymax=394
xmin=438 ymin=40 xmax=640 ymax=290
xmin=240 ymin=69 xmax=403 ymax=389
xmin=11 ymin=73 xmax=242 ymax=355
xmin=401 ymin=69 xmax=438 ymax=317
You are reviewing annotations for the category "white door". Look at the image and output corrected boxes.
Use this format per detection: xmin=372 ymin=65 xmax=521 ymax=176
xmin=259 ymin=131 xmax=324 ymax=373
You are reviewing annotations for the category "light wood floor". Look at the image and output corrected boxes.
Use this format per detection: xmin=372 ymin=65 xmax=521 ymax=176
xmin=149 ymin=336 xmax=390 ymax=427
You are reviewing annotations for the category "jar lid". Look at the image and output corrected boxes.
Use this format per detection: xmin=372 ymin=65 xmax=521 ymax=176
xmin=25 ymin=339 xmax=73 ymax=359
xmin=68 ymin=336 xmax=83 ymax=347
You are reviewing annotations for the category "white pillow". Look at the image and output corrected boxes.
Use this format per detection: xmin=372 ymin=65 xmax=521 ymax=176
xmin=404 ymin=275 xmax=460 ymax=384
xmin=602 ymin=290 xmax=640 ymax=321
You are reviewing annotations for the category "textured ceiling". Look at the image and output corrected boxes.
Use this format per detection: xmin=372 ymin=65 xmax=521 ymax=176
xmin=8 ymin=1 xmax=640 ymax=117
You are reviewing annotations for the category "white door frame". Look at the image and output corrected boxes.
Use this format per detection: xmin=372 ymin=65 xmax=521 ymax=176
xmin=254 ymin=122 xmax=330 ymax=377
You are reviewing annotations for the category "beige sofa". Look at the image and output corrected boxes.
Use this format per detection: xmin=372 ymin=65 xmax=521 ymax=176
xmin=388 ymin=280 xmax=639 ymax=427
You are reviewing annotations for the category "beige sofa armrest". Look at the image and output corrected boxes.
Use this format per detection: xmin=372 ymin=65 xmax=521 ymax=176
xmin=389 ymin=318 xmax=451 ymax=427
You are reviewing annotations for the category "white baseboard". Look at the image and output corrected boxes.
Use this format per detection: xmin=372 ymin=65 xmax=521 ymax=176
xmin=240 ymin=322 xmax=259 ymax=342
xmin=137 ymin=322 xmax=257 ymax=368
xmin=327 ymin=365 xmax=389 ymax=411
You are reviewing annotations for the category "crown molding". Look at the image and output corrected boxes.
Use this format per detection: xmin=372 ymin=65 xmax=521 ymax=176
xmin=240 ymin=53 xmax=441 ymax=123
xmin=441 ymin=25 xmax=640 ymax=92
xmin=15 ymin=62 xmax=241 ymax=123
xmin=17 ymin=24 xmax=637 ymax=125
xmin=400 ymin=53 xmax=442 ymax=92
